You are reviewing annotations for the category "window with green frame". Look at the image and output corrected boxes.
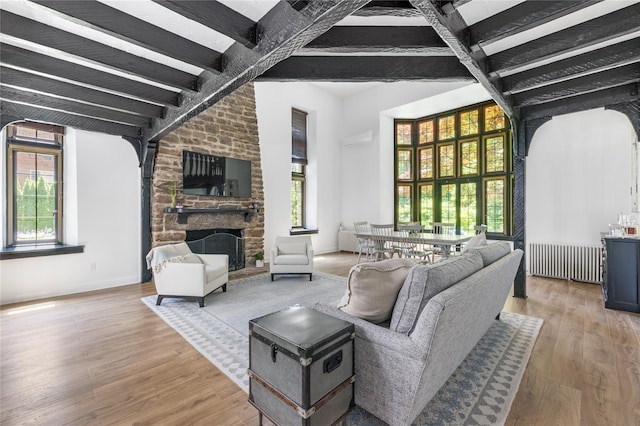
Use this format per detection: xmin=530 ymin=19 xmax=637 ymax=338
xmin=394 ymin=101 xmax=512 ymax=236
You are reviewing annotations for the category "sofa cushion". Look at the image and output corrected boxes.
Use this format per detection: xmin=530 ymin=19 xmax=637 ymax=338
xmin=390 ymin=252 xmax=483 ymax=334
xmin=337 ymin=258 xmax=420 ymax=323
xmin=461 ymin=232 xmax=487 ymax=254
xmin=468 ymin=241 xmax=511 ymax=266
xmin=278 ymin=243 xmax=307 ymax=255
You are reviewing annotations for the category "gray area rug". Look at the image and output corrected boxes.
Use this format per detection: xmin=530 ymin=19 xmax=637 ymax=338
xmin=142 ymin=271 xmax=542 ymax=425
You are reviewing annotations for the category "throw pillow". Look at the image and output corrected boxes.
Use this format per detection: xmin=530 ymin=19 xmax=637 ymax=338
xmin=172 ymin=242 xmax=193 ymax=256
xmin=337 ymin=258 xmax=420 ymax=323
xmin=460 ymin=232 xmax=488 ymax=254
xmin=278 ymin=243 xmax=307 ymax=255
xmin=390 ymin=252 xmax=483 ymax=334
xmin=181 ymin=253 xmax=203 ymax=264
xmin=467 ymin=241 xmax=511 ymax=266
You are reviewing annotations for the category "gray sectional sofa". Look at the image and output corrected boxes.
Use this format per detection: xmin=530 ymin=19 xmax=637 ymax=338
xmin=313 ymin=242 xmax=523 ymax=426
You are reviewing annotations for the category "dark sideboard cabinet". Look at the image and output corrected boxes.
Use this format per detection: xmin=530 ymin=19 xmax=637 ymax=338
xmin=602 ymin=236 xmax=640 ymax=313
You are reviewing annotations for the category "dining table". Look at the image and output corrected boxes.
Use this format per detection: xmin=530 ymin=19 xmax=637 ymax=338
xmin=355 ymin=230 xmax=472 ymax=261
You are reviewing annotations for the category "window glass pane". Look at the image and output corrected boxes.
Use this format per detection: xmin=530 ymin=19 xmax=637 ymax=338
xmin=418 ymin=120 xmax=434 ymax=144
xmin=485 ymin=178 xmax=505 ymax=233
xmin=396 ymin=123 xmax=412 ymax=145
xmin=15 ymin=151 xmax=57 ymax=242
xmin=460 ymin=109 xmax=479 ymax=136
xmin=438 ymin=115 xmax=456 ymax=140
xmin=485 ymin=135 xmax=505 ymax=173
xmin=419 ymin=147 xmax=433 ymax=179
xmin=440 ymin=183 xmax=457 ymax=224
xmin=484 ymin=105 xmax=505 ymax=131
xmin=291 ymin=179 xmax=303 ymax=227
xmin=397 ymin=150 xmax=412 ymax=180
xmin=460 ymin=139 xmax=478 ymax=175
xmin=460 ymin=182 xmax=477 ymax=234
xmin=419 ymin=184 xmax=433 ymax=227
xmin=438 ymin=144 xmax=455 ymax=177
xmin=397 ymin=185 xmax=413 ymax=223
xmin=292 ymin=163 xmax=303 ymax=174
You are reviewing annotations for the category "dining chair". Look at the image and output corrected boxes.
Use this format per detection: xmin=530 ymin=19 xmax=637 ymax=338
xmin=475 ymin=224 xmax=487 ymax=234
xmin=354 ymin=221 xmax=375 ymax=263
xmin=397 ymin=228 xmax=433 ymax=263
xmin=430 ymin=222 xmax=456 ymax=259
xmin=370 ymin=224 xmax=400 ymax=261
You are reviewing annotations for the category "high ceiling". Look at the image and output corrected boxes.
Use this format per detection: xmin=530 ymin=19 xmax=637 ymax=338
xmin=1 ymin=0 xmax=639 ymax=158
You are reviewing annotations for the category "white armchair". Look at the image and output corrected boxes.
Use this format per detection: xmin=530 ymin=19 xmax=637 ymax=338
xmin=269 ymin=235 xmax=313 ymax=281
xmin=146 ymin=242 xmax=229 ymax=307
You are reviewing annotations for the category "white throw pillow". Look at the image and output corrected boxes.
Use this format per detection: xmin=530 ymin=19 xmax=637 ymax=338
xmin=337 ymin=258 xmax=420 ymax=323
xmin=181 ymin=253 xmax=203 ymax=264
xmin=278 ymin=243 xmax=307 ymax=255
xmin=461 ymin=232 xmax=488 ymax=254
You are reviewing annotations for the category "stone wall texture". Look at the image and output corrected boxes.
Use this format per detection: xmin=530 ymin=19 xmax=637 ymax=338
xmin=151 ymin=83 xmax=264 ymax=260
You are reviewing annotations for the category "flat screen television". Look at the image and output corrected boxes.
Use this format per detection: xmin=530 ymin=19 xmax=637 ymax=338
xmin=182 ymin=150 xmax=251 ymax=197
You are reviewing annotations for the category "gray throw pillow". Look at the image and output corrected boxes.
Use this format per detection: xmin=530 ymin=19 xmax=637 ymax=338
xmin=467 ymin=241 xmax=511 ymax=266
xmin=390 ymin=252 xmax=483 ymax=334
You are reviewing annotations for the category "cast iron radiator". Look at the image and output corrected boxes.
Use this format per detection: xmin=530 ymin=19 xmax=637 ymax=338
xmin=529 ymin=243 xmax=601 ymax=283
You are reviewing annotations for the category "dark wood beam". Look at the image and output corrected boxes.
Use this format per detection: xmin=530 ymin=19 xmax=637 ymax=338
xmin=299 ymin=26 xmax=452 ymax=55
xmin=0 ymin=44 xmax=180 ymax=107
xmin=409 ymin=0 xmax=515 ymax=118
xmin=512 ymin=63 xmax=640 ymax=108
xmin=0 ymin=10 xmax=198 ymax=91
xmin=144 ymin=0 xmax=372 ymax=143
xmin=606 ymin=100 xmax=640 ymax=140
xmin=256 ymin=56 xmax=472 ymax=81
xmin=488 ymin=3 xmax=640 ymax=75
xmin=152 ymin=0 xmax=257 ymax=47
xmin=502 ymin=38 xmax=640 ymax=94
xmin=140 ymin=140 xmax=157 ymax=282
xmin=0 ymin=67 xmax=164 ymax=119
xmin=30 ymin=0 xmax=224 ymax=74
xmin=0 ymin=100 xmax=142 ymax=138
xmin=0 ymin=85 xmax=152 ymax=128
xmin=468 ymin=0 xmax=601 ymax=49
xmin=520 ymin=82 xmax=639 ymax=119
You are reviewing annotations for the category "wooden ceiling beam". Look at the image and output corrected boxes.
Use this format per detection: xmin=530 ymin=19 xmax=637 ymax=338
xmin=30 ymin=0 xmax=224 ymax=74
xmin=0 ymin=85 xmax=152 ymax=128
xmin=0 ymin=66 xmax=165 ymax=119
xmin=409 ymin=0 xmax=515 ymax=118
xmin=0 ymin=10 xmax=198 ymax=92
xmin=0 ymin=44 xmax=180 ymax=107
xmin=520 ymin=82 xmax=640 ymax=119
xmin=256 ymin=56 xmax=472 ymax=81
xmin=152 ymin=0 xmax=258 ymax=48
xmin=512 ymin=63 xmax=640 ymax=108
xmin=488 ymin=3 xmax=640 ymax=75
xmin=502 ymin=38 xmax=640 ymax=94
xmin=468 ymin=0 xmax=601 ymax=49
xmin=0 ymin=100 xmax=143 ymax=138
xmin=144 ymin=0 xmax=373 ymax=143
xmin=299 ymin=26 xmax=452 ymax=55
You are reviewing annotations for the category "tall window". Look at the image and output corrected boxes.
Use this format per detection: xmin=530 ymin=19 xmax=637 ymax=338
xmin=6 ymin=122 xmax=64 ymax=246
xmin=394 ymin=101 xmax=512 ymax=236
xmin=291 ymin=109 xmax=307 ymax=229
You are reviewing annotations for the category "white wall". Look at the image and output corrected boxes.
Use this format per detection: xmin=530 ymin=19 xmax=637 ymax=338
xmin=526 ymin=108 xmax=638 ymax=250
xmin=0 ymin=130 xmax=141 ymax=305
xmin=254 ymin=82 xmax=345 ymax=257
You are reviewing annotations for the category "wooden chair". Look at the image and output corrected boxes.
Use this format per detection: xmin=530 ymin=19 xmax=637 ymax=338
xmin=354 ymin=221 xmax=375 ymax=263
xmin=370 ymin=224 xmax=400 ymax=261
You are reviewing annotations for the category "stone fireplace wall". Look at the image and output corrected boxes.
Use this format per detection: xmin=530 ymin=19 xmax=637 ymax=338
xmin=150 ymin=83 xmax=264 ymax=261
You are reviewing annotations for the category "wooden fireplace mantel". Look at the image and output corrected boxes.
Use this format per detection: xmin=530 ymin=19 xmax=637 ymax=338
xmin=164 ymin=207 xmax=257 ymax=224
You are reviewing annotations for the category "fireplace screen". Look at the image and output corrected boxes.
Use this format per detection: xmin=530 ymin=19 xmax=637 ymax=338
xmin=186 ymin=229 xmax=245 ymax=271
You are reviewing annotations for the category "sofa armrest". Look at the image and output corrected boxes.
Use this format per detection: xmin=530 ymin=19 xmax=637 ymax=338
xmin=311 ymin=303 xmax=423 ymax=360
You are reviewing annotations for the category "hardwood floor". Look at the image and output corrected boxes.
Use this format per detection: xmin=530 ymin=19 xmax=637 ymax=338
xmin=1 ymin=252 xmax=639 ymax=425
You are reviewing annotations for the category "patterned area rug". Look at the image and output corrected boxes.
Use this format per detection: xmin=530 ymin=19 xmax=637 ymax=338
xmin=142 ymin=271 xmax=542 ymax=425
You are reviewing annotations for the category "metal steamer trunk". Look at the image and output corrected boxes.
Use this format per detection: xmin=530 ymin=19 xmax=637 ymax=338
xmin=248 ymin=306 xmax=355 ymax=426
